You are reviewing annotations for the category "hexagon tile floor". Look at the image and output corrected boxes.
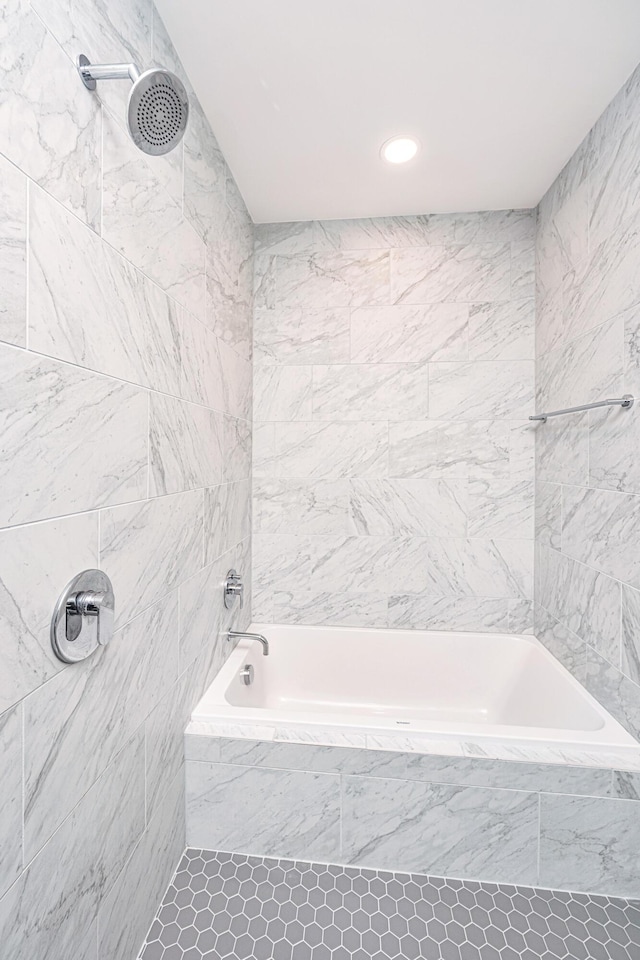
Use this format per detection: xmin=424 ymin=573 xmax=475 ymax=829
xmin=139 ymin=849 xmax=640 ymax=960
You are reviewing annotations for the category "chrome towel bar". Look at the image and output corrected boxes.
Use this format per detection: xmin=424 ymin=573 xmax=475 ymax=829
xmin=529 ymin=394 xmax=634 ymax=423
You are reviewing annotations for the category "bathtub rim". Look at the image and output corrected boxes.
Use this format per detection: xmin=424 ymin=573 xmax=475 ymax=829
xmin=189 ymin=622 xmax=640 ymax=772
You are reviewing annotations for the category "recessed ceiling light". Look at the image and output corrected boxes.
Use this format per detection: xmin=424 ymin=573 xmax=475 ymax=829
xmin=381 ymin=136 xmax=419 ymax=164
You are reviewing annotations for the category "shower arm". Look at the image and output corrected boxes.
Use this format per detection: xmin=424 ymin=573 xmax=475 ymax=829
xmin=77 ymin=55 xmax=140 ymax=89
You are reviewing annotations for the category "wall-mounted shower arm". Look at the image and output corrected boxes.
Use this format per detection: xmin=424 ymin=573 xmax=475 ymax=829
xmin=77 ymin=57 xmax=141 ymax=88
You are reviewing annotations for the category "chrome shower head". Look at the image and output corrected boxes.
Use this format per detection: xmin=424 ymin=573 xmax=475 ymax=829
xmin=77 ymin=54 xmax=189 ymax=156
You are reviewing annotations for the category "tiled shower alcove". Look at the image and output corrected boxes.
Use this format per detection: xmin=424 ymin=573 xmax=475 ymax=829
xmin=139 ymin=849 xmax=640 ymax=960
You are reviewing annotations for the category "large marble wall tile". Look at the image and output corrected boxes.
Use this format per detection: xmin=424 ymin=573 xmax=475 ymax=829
xmin=539 ymin=794 xmax=640 ymax=897
xmin=561 ymin=485 xmax=640 ymax=588
xmin=429 ymin=361 xmax=534 ymax=420
xmin=388 ymin=595 xmax=512 ymax=633
xmin=350 ymin=303 xmax=468 ymax=363
xmin=183 ymin=97 xmax=227 ymax=244
xmin=509 ymin=421 xmax=536 ymax=481
xmin=204 ymin=480 xmax=251 ymax=563
xmin=621 ymin=584 xmax=640 ymax=685
xmin=0 ymin=0 xmax=100 ymax=228
xmin=0 ymin=155 xmax=26 ymax=347
xmin=102 ymin=116 xmax=206 ymax=319
xmin=223 ymin=415 xmax=251 ymax=483
xmin=0 ymin=513 xmax=98 ymax=713
xmin=535 ymin=413 xmax=589 ymax=485
xmin=215 ymin=737 xmax=611 ymax=796
xmin=254 ymin=479 xmax=350 ymax=535
xmin=587 ymin=80 xmax=640 ymax=254
xmin=535 ymin=544 xmax=621 ymax=663
xmin=348 ymin=479 xmax=467 ymax=537
xmin=0 ymin=344 xmax=147 ymax=527
xmin=0 ymin=704 xmax=22 ymax=900
xmin=254 ymin=365 xmax=313 ymax=421
xmin=253 ymin=534 xmax=433 ymax=597
xmin=30 ymin=0 xmax=152 ymax=132
xmin=0 ymin=732 xmax=145 ymax=960
xmin=468 ymin=300 xmax=535 ymax=360
xmin=266 ymin=588 xmax=389 ymax=628
xmin=186 ymin=762 xmax=341 ymax=859
xmin=268 ymin=251 xmax=390 ymax=310
xmin=0 ymin=513 xmax=98 ymax=712
xmin=389 ymin=420 xmax=510 ymax=479
xmin=253 ymin=534 xmax=531 ymax=601
xmin=181 ymin=311 xmax=252 ymax=418
xmin=589 ymin=401 xmax=640 ymax=494
xmin=150 ymin=394 xmax=223 ymax=496
xmin=536 ymin=285 xmax=565 ymax=358
xmin=326 ymin=214 xmax=458 ymax=249
xmin=254 ymin=307 xmax=350 ymax=365
xmin=342 ymin=776 xmax=538 ymax=883
xmin=624 ymin=303 xmax=640 ymax=398
xmin=23 ymin=593 xmax=178 ymax=863
xmin=255 ymin=221 xmax=338 ymax=256
xmin=537 ymin=317 xmax=623 ymax=411
xmin=179 ymin=538 xmax=250 ymax=675
xmin=97 ymin=770 xmax=184 ymax=960
xmin=391 ymin=244 xmax=510 ymax=304
xmin=585 ymin=647 xmax=640 ymax=741
xmin=467 ymin=479 xmax=534 ymax=539
xmin=205 ymin=205 xmax=254 ymax=360
xmin=144 ymin=667 xmax=196 ymax=823
xmin=535 ymin=481 xmax=562 ymax=550
xmin=418 ymin=538 xmax=533 ymax=600
xmin=511 ymin=242 xmax=535 ymax=299
xmin=29 ymin=185 xmax=181 ymax=394
xmin=561 ymin=216 xmax=640 ymax=344
xmin=534 ymin=606 xmax=586 ymax=680
xmin=312 ymin=363 xmax=430 ymax=421
xmin=452 ymin=210 xmax=535 ymax=244
xmin=100 ymin=489 xmax=204 ymax=628
xmin=266 ymin=421 xmax=389 ymax=479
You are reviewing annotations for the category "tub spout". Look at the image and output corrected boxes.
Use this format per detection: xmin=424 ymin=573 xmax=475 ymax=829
xmin=227 ymin=630 xmax=269 ymax=656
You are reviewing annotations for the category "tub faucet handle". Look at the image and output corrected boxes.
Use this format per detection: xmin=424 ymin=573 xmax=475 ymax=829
xmin=224 ymin=569 xmax=244 ymax=610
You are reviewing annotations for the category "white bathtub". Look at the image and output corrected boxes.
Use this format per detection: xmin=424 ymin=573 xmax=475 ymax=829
xmin=190 ymin=623 xmax=640 ymax=765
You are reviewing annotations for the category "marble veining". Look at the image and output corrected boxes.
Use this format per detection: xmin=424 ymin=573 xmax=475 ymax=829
xmin=391 ymin=243 xmax=511 ymax=304
xmin=186 ymin=762 xmax=341 ymax=859
xmin=149 ymin=395 xmax=223 ymax=497
xmin=0 ymin=154 xmax=26 ymax=348
xmin=0 ymin=512 xmax=98 ymax=714
xmin=0 ymin=344 xmax=148 ymax=527
xmin=341 ymin=776 xmax=538 ymax=883
xmin=23 ymin=593 xmax=179 ymax=863
xmin=100 ymin=490 xmax=204 ymax=628
xmin=350 ymin=303 xmax=469 ymax=363
xmin=102 ymin=116 xmax=206 ymax=320
xmin=0 ymin=0 xmax=101 ymax=228
xmin=29 ymin=185 xmax=182 ymax=396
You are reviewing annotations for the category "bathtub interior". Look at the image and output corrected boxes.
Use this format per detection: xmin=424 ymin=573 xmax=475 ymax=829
xmin=223 ymin=625 xmax=601 ymax=731
xmin=190 ymin=623 xmax=640 ymax=757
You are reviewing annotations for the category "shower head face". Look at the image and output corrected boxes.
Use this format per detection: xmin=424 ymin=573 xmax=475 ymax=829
xmin=127 ymin=68 xmax=189 ymax=156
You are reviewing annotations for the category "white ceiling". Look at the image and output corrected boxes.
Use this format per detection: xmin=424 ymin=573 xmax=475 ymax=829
xmin=156 ymin=0 xmax=640 ymax=223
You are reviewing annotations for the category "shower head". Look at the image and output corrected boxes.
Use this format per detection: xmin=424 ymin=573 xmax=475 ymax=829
xmin=77 ymin=54 xmax=189 ymax=156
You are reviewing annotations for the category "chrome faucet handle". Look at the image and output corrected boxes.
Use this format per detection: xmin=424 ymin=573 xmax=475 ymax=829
xmin=224 ymin=569 xmax=244 ymax=610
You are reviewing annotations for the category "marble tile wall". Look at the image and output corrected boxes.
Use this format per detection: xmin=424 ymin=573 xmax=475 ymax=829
xmin=184 ymin=736 xmax=640 ymax=897
xmin=0 ymin=2 xmax=253 ymax=958
xmin=535 ymin=61 xmax=640 ymax=745
xmin=252 ymin=211 xmax=536 ymax=630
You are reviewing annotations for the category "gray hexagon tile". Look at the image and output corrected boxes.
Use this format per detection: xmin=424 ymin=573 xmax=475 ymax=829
xmin=139 ymin=849 xmax=640 ymax=960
